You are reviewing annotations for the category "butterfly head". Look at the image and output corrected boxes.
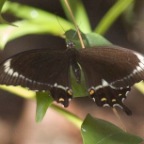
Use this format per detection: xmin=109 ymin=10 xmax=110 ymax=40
xmin=66 ymin=41 xmax=75 ymax=49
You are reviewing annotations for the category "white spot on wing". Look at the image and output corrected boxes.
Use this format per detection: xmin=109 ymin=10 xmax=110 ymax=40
xmin=92 ymin=98 xmax=95 ymax=102
xmin=136 ymin=66 xmax=142 ymax=71
xmin=4 ymin=67 xmax=9 ymax=73
xmin=8 ymin=69 xmax=14 ymax=75
xmin=134 ymin=52 xmax=144 ymax=63
xmin=3 ymin=59 xmax=15 ymax=76
xmin=113 ymin=103 xmax=123 ymax=109
xmin=130 ymin=52 xmax=144 ymax=76
xmin=19 ymin=74 xmax=25 ymax=79
xmin=125 ymin=91 xmax=129 ymax=96
xmin=122 ymin=98 xmax=125 ymax=102
xmin=89 ymin=79 xmax=110 ymax=92
xmin=139 ymin=62 xmax=144 ymax=69
xmin=3 ymin=59 xmax=12 ymax=68
xmin=3 ymin=59 xmax=35 ymax=83
xmin=13 ymin=72 xmax=18 ymax=77
xmin=111 ymin=52 xmax=144 ymax=85
xmin=54 ymin=83 xmax=70 ymax=91
xmin=103 ymin=103 xmax=110 ymax=107
xmin=3 ymin=59 xmax=71 ymax=91
xmin=94 ymin=85 xmax=102 ymax=91
xmin=102 ymin=79 xmax=109 ymax=86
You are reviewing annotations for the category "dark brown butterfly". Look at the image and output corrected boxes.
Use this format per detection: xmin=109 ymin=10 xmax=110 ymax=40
xmin=0 ymin=43 xmax=144 ymax=115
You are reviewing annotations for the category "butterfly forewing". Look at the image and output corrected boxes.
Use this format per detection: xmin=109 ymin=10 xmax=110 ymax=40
xmin=78 ymin=46 xmax=144 ymax=114
xmin=0 ymin=48 xmax=72 ymax=107
xmin=78 ymin=46 xmax=144 ymax=87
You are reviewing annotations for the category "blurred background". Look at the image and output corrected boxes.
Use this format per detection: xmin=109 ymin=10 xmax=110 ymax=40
xmin=0 ymin=0 xmax=144 ymax=143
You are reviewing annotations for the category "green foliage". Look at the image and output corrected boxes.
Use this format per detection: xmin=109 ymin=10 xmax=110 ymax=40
xmin=0 ymin=0 xmax=9 ymax=24
xmin=60 ymin=0 xmax=91 ymax=33
xmin=95 ymin=0 xmax=134 ymax=35
xmin=65 ymin=29 xmax=112 ymax=48
xmin=81 ymin=114 xmax=143 ymax=144
xmin=36 ymin=92 xmax=53 ymax=122
xmin=0 ymin=1 xmax=74 ymax=48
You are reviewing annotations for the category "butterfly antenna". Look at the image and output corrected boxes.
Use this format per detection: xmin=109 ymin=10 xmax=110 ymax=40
xmin=112 ymin=108 xmax=127 ymax=132
xmin=56 ymin=15 xmax=66 ymax=38
xmin=55 ymin=15 xmax=77 ymax=46
xmin=64 ymin=0 xmax=85 ymax=48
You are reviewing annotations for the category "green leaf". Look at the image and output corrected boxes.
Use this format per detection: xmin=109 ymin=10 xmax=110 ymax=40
xmin=0 ymin=1 xmax=74 ymax=48
xmin=3 ymin=1 xmax=72 ymax=26
xmin=70 ymin=66 xmax=87 ymax=97
xmin=81 ymin=114 xmax=143 ymax=144
xmin=0 ymin=19 xmax=72 ymax=49
xmin=0 ymin=0 xmax=16 ymax=25
xmin=134 ymin=81 xmax=144 ymax=95
xmin=0 ymin=0 xmax=6 ymax=11
xmin=65 ymin=29 xmax=112 ymax=48
xmin=95 ymin=0 xmax=134 ymax=35
xmin=36 ymin=92 xmax=53 ymax=122
xmin=0 ymin=85 xmax=35 ymax=99
xmin=60 ymin=0 xmax=91 ymax=33
xmin=0 ymin=0 xmax=8 ymax=24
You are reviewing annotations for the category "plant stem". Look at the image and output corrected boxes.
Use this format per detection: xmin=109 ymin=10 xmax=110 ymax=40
xmin=0 ymin=85 xmax=35 ymax=99
xmin=51 ymin=104 xmax=82 ymax=129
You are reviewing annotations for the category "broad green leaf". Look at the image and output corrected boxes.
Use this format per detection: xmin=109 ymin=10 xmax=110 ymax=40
xmin=3 ymin=1 xmax=73 ymax=25
xmin=0 ymin=19 xmax=72 ymax=48
xmin=0 ymin=2 xmax=74 ymax=48
xmin=60 ymin=0 xmax=91 ymax=33
xmin=65 ymin=29 xmax=112 ymax=48
xmin=36 ymin=92 xmax=53 ymax=122
xmin=81 ymin=114 xmax=143 ymax=144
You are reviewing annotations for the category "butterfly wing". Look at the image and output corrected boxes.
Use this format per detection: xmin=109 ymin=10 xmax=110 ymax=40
xmin=78 ymin=46 xmax=144 ymax=114
xmin=0 ymin=48 xmax=72 ymax=107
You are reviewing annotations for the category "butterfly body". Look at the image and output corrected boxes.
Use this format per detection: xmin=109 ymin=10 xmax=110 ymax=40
xmin=0 ymin=44 xmax=144 ymax=115
xmin=66 ymin=47 xmax=81 ymax=83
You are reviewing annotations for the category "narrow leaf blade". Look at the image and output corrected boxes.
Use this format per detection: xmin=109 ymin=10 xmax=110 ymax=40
xmin=36 ymin=92 xmax=53 ymax=122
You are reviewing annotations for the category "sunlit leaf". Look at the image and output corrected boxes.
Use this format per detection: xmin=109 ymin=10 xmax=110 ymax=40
xmin=81 ymin=114 xmax=143 ymax=144
xmin=60 ymin=0 xmax=91 ymax=33
xmin=0 ymin=1 xmax=74 ymax=48
xmin=95 ymin=0 xmax=134 ymax=35
xmin=65 ymin=29 xmax=112 ymax=48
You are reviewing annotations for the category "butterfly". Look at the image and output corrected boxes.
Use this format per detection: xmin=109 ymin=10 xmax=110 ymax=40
xmin=0 ymin=42 xmax=144 ymax=115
